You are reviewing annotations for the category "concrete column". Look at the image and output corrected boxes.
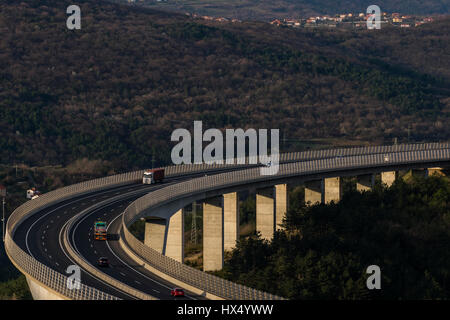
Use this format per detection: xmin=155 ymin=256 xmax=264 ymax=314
xmin=275 ymin=184 xmax=288 ymax=230
xmin=144 ymin=217 xmax=167 ymax=254
xmin=357 ymin=174 xmax=375 ymax=192
xmin=427 ymin=167 xmax=445 ymax=177
xmin=305 ymin=180 xmax=323 ymax=205
xmin=165 ymin=209 xmax=184 ymax=263
xmin=381 ymin=171 xmax=396 ymax=187
xmin=203 ymin=197 xmax=223 ymax=271
xmin=223 ymin=192 xmax=239 ymax=251
xmin=324 ymin=177 xmax=342 ymax=204
xmin=256 ymin=187 xmax=275 ymax=241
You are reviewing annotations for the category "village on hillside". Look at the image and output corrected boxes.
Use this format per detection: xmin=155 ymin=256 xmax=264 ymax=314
xmin=185 ymin=11 xmax=436 ymax=29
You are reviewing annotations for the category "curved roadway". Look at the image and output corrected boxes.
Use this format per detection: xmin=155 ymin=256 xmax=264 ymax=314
xmin=12 ymin=143 xmax=450 ymax=300
xmin=14 ymin=175 xmax=209 ymax=300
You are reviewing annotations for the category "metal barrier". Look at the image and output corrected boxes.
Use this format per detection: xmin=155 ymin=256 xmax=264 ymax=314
xmin=5 ymin=142 xmax=450 ymax=300
xmin=122 ymin=148 xmax=450 ymax=299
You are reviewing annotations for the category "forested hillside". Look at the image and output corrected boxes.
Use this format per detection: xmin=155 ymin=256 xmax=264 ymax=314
xmin=129 ymin=0 xmax=450 ymax=20
xmin=214 ymin=176 xmax=450 ymax=299
xmin=0 ymin=0 xmax=449 ymax=170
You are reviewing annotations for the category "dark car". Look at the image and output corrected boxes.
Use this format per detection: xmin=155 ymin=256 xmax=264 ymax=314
xmin=171 ymin=288 xmax=185 ymax=297
xmin=97 ymin=257 xmax=109 ymax=267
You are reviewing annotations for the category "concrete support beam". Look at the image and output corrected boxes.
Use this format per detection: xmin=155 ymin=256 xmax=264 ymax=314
xmin=203 ymin=197 xmax=223 ymax=271
xmin=144 ymin=217 xmax=167 ymax=254
xmin=26 ymin=276 xmax=65 ymax=300
xmin=381 ymin=171 xmax=397 ymax=187
xmin=324 ymin=177 xmax=342 ymax=204
xmin=223 ymin=192 xmax=239 ymax=251
xmin=275 ymin=184 xmax=288 ymax=231
xmin=427 ymin=167 xmax=445 ymax=177
xmin=256 ymin=187 xmax=275 ymax=241
xmin=357 ymin=174 xmax=375 ymax=192
xmin=165 ymin=209 xmax=184 ymax=263
xmin=305 ymin=180 xmax=323 ymax=205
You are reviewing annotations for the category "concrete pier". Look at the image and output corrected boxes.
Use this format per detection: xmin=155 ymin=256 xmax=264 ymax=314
xmin=203 ymin=197 xmax=224 ymax=271
xmin=256 ymin=187 xmax=275 ymax=241
xmin=381 ymin=171 xmax=396 ymax=187
xmin=304 ymin=180 xmax=323 ymax=205
xmin=144 ymin=217 xmax=167 ymax=254
xmin=165 ymin=209 xmax=184 ymax=263
xmin=357 ymin=174 xmax=375 ymax=192
xmin=427 ymin=167 xmax=445 ymax=177
xmin=324 ymin=177 xmax=342 ymax=204
xmin=223 ymin=192 xmax=239 ymax=251
xmin=275 ymin=184 xmax=287 ymax=230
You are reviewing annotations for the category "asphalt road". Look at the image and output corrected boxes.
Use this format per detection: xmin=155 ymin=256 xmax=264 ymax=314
xmin=13 ymin=175 xmax=208 ymax=300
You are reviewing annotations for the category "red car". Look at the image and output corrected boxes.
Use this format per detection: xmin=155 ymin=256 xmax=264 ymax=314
xmin=171 ymin=288 xmax=185 ymax=297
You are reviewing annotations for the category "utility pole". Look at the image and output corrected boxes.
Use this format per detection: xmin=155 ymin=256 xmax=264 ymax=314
xmin=2 ymin=197 xmax=5 ymax=242
xmin=190 ymin=201 xmax=198 ymax=245
xmin=151 ymin=156 xmax=156 ymax=169
xmin=0 ymin=185 xmax=6 ymax=242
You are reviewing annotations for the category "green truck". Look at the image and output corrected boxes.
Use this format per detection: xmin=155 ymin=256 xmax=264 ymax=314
xmin=94 ymin=221 xmax=107 ymax=240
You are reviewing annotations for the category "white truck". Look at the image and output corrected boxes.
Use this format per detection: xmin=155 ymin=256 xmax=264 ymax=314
xmin=142 ymin=168 xmax=165 ymax=184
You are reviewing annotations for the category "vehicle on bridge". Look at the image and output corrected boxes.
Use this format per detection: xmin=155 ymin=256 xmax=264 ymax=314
xmin=26 ymin=188 xmax=41 ymax=199
xmin=97 ymin=257 xmax=109 ymax=267
xmin=170 ymin=288 xmax=185 ymax=297
xmin=94 ymin=221 xmax=107 ymax=240
xmin=142 ymin=168 xmax=165 ymax=184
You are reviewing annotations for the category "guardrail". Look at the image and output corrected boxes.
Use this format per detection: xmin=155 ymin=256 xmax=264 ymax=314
xmin=6 ymin=142 xmax=449 ymax=300
xmin=121 ymin=148 xmax=450 ymax=300
xmin=5 ymin=231 xmax=118 ymax=300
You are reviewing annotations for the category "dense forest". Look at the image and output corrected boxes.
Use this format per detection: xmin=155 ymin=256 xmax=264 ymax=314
xmin=0 ymin=0 xmax=449 ymax=171
xmin=213 ymin=175 xmax=450 ymax=299
xmin=124 ymin=0 xmax=450 ymax=20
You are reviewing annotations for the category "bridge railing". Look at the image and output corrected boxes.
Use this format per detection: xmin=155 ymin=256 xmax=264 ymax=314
xmin=122 ymin=148 xmax=450 ymax=299
xmin=4 ymin=231 xmax=118 ymax=300
xmin=6 ymin=142 xmax=449 ymax=300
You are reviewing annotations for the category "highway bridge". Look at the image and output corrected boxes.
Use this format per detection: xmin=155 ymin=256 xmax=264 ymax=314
xmin=5 ymin=143 xmax=450 ymax=300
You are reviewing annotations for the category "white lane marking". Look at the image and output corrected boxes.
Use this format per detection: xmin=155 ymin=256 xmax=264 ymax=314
xmin=94 ymin=251 xmax=97 ymax=255
xmin=135 ymin=280 xmax=141 ymax=285
xmin=25 ymin=184 xmax=141 ymax=259
xmin=59 ymin=219 xmax=137 ymax=300
xmin=153 ymin=289 xmax=160 ymax=293
xmin=120 ymin=272 xmax=126 ymax=276
xmin=105 ymin=213 xmax=196 ymax=300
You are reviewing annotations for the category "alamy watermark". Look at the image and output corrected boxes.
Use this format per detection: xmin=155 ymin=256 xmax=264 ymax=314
xmin=66 ymin=5 xmax=81 ymax=30
xmin=366 ymin=265 xmax=381 ymax=289
xmin=66 ymin=265 xmax=81 ymax=290
xmin=367 ymin=5 xmax=381 ymax=29
xmin=171 ymin=121 xmax=279 ymax=175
